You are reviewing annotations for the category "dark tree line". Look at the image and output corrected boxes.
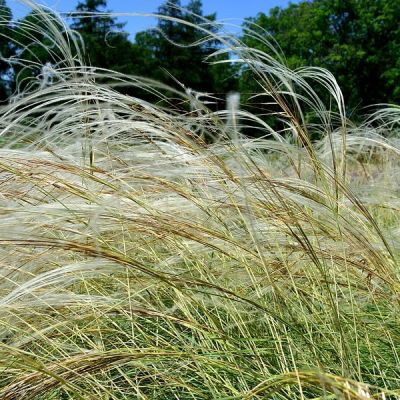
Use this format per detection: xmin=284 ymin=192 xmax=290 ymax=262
xmin=0 ymin=0 xmax=399 ymax=116
xmin=242 ymin=0 xmax=400 ymax=116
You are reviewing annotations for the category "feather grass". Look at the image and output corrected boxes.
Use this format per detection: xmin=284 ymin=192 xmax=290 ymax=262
xmin=0 ymin=2 xmax=399 ymax=398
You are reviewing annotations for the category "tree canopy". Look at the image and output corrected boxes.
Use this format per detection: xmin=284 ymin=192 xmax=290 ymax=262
xmin=0 ymin=0 xmax=14 ymax=100
xmin=70 ymin=0 xmax=134 ymax=74
xmin=1 ymin=0 xmax=399 ymax=118
xmin=131 ymin=0 xmax=225 ymax=93
xmin=241 ymin=0 xmax=400 ymax=115
xmin=12 ymin=9 xmax=68 ymax=92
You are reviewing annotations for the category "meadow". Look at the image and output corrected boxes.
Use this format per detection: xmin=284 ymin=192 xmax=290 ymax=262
xmin=0 ymin=3 xmax=399 ymax=399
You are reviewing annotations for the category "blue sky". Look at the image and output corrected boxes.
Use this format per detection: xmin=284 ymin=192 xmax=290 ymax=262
xmin=10 ymin=0 xmax=296 ymax=38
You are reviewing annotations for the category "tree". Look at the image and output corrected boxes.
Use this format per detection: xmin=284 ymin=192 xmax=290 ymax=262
xmin=241 ymin=0 xmax=400 ymax=115
xmin=132 ymin=0 xmax=236 ymax=95
xmin=12 ymin=9 xmax=67 ymax=92
xmin=70 ymin=0 xmax=134 ymax=73
xmin=0 ymin=0 xmax=14 ymax=101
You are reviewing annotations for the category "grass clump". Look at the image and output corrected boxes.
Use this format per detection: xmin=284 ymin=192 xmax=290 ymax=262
xmin=0 ymin=2 xmax=399 ymax=399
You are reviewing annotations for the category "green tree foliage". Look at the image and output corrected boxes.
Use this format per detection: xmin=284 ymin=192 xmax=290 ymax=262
xmin=242 ymin=0 xmax=400 ymax=115
xmin=133 ymin=0 xmax=237 ymax=95
xmin=0 ymin=0 xmax=14 ymax=100
xmin=12 ymin=9 xmax=66 ymax=92
xmin=70 ymin=0 xmax=134 ymax=74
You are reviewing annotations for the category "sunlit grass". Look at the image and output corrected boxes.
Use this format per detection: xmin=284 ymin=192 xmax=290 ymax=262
xmin=0 ymin=2 xmax=399 ymax=399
